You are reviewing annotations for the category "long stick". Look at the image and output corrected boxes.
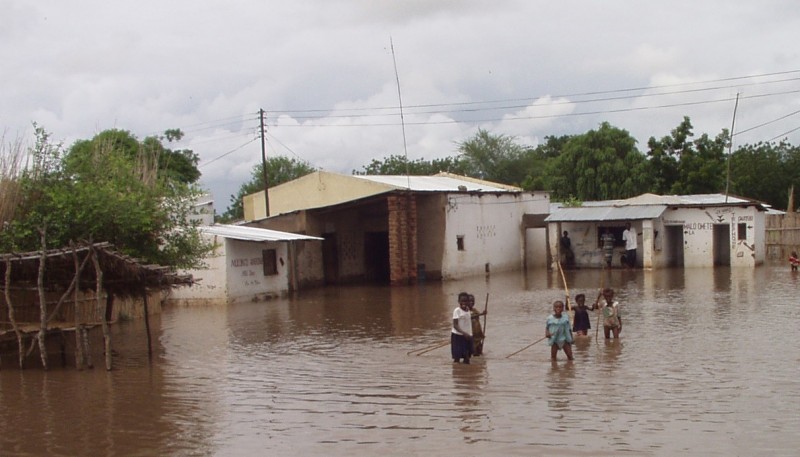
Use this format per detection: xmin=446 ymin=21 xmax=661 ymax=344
xmin=596 ymin=265 xmax=605 ymax=340
xmin=414 ymin=340 xmax=451 ymax=356
xmin=406 ymin=339 xmax=449 ymax=356
xmin=482 ymin=293 xmax=489 ymax=335
xmin=556 ymin=260 xmax=571 ymax=310
xmin=505 ymin=336 xmax=548 ymax=358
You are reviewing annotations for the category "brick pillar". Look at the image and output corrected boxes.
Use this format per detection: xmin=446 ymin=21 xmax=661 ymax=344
xmin=388 ymin=193 xmax=418 ymax=285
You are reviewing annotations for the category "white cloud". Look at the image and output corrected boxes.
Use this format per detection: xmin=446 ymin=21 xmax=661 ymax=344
xmin=3 ymin=0 xmax=800 ymax=212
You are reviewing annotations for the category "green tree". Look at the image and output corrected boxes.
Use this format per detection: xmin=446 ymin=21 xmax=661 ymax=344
xmin=220 ymin=156 xmax=317 ymax=222
xmin=457 ymin=129 xmax=532 ymax=186
xmin=521 ymin=135 xmax=572 ymax=191
xmin=354 ymin=154 xmax=469 ymax=176
xmin=550 ymin=122 xmax=646 ymax=201
xmin=68 ymin=129 xmax=201 ymax=185
xmin=729 ymin=141 xmax=794 ymax=209
xmin=1 ymin=125 xmax=209 ymax=269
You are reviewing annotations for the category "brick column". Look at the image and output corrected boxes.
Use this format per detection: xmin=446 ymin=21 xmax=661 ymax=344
xmin=387 ymin=193 xmax=418 ymax=285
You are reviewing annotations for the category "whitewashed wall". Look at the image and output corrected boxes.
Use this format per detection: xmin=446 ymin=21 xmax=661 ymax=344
xmin=441 ymin=193 xmax=549 ymax=279
xmin=168 ymin=235 xmax=228 ymax=304
xmin=662 ymin=206 xmax=764 ymax=267
xmin=224 ymin=239 xmax=290 ymax=302
xmin=169 ymin=236 xmax=291 ymax=305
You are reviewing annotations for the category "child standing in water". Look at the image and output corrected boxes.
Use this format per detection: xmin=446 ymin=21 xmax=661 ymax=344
xmin=790 ymin=251 xmax=799 ymax=271
xmin=571 ymin=293 xmax=595 ymax=336
xmin=545 ymin=300 xmax=574 ymax=360
xmin=598 ymin=288 xmax=622 ymax=339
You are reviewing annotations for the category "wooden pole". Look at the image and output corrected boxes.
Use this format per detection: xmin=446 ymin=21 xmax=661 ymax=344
xmin=142 ymin=290 xmax=152 ymax=359
xmin=5 ymin=257 xmax=25 ymax=369
xmin=37 ymin=228 xmax=48 ymax=370
xmin=482 ymin=293 xmax=489 ymax=336
xmin=413 ymin=340 xmax=451 ymax=356
xmin=73 ymin=247 xmax=84 ymax=370
xmin=91 ymin=247 xmax=112 ymax=371
xmin=505 ymin=336 xmax=547 ymax=358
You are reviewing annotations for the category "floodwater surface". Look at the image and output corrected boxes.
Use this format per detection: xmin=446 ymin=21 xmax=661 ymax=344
xmin=1 ymin=266 xmax=799 ymax=456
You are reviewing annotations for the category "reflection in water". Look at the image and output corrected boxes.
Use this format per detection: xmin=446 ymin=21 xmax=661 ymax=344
xmin=1 ymin=265 xmax=799 ymax=456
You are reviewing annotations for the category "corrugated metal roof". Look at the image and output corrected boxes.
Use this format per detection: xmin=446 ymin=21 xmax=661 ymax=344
xmin=200 ymin=224 xmax=323 ymax=242
xmin=546 ymin=205 xmax=667 ymax=222
xmin=352 ymin=175 xmax=517 ymax=193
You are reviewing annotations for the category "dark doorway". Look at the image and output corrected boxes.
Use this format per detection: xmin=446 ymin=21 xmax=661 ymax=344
xmin=665 ymin=225 xmax=684 ymax=267
xmin=322 ymin=233 xmax=339 ymax=284
xmin=364 ymin=231 xmax=390 ymax=283
xmin=713 ymin=224 xmax=731 ymax=266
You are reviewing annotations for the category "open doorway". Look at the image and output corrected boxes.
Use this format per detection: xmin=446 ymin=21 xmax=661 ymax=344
xmin=364 ymin=231 xmax=390 ymax=283
xmin=713 ymin=224 xmax=731 ymax=266
xmin=665 ymin=225 xmax=684 ymax=267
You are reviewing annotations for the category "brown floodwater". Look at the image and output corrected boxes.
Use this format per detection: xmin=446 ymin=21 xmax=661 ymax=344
xmin=1 ymin=265 xmax=799 ymax=456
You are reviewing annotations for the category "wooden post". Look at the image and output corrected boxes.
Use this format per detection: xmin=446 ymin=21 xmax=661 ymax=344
xmin=5 ymin=257 xmax=25 ymax=369
xmin=73 ymin=249 xmax=84 ymax=370
xmin=91 ymin=247 xmax=112 ymax=371
xmin=142 ymin=290 xmax=152 ymax=359
xmin=37 ymin=229 xmax=48 ymax=370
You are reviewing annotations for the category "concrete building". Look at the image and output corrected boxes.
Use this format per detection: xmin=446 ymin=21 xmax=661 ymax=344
xmin=243 ymin=171 xmax=551 ymax=285
xmin=168 ymin=224 xmax=322 ymax=305
xmin=545 ymin=193 xmax=768 ymax=269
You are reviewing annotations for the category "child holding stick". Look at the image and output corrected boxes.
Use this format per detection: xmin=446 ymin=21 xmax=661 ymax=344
xmin=545 ymin=300 xmax=574 ymax=360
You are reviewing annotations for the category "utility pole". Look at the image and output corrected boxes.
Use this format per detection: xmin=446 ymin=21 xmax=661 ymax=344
xmin=259 ymin=108 xmax=270 ymax=218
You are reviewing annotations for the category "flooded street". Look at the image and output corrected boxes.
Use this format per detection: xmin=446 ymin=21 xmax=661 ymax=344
xmin=1 ymin=265 xmax=799 ymax=456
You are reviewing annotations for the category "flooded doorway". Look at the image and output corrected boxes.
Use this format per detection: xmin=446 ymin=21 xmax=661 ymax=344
xmin=322 ymin=232 xmax=339 ymax=284
xmin=364 ymin=231 xmax=390 ymax=282
xmin=665 ymin=225 xmax=684 ymax=267
xmin=713 ymin=224 xmax=731 ymax=266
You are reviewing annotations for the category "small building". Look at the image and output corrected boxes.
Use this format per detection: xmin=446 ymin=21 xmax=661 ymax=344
xmin=545 ymin=193 xmax=768 ymax=269
xmin=242 ymin=171 xmax=551 ymax=284
xmin=168 ymin=224 xmax=323 ymax=305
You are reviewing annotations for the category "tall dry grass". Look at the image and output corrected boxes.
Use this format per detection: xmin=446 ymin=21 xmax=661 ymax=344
xmin=0 ymin=132 xmax=28 ymax=228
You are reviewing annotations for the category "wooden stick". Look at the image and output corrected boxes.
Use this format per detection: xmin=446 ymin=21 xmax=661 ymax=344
xmin=505 ymin=336 xmax=548 ymax=358
xmin=482 ymin=293 xmax=489 ymax=336
xmin=406 ymin=339 xmax=449 ymax=356
xmin=596 ymin=265 xmax=605 ymax=340
xmin=414 ymin=340 xmax=451 ymax=356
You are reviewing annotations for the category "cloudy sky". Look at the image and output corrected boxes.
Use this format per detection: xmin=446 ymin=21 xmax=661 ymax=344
xmin=3 ymin=1 xmax=800 ymax=213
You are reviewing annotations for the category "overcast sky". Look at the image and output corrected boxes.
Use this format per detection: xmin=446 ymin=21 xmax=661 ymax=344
xmin=3 ymin=1 xmax=800 ymax=213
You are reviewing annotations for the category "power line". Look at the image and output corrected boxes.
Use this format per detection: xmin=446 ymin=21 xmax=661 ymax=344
xmin=199 ymin=137 xmax=259 ymax=168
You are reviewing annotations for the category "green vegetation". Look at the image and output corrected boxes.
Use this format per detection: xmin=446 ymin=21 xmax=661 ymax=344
xmin=0 ymin=125 xmax=211 ymax=269
xmin=349 ymin=117 xmax=800 ymax=210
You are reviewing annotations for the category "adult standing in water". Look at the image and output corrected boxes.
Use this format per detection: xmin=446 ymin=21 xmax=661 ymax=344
xmin=560 ymin=230 xmax=575 ymax=268
xmin=622 ymin=222 xmax=637 ymax=268
xmin=451 ymin=292 xmax=473 ymax=364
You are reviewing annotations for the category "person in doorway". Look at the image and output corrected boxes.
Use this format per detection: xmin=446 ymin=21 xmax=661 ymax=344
xmin=560 ymin=230 xmax=575 ymax=268
xmin=467 ymin=294 xmax=487 ymax=356
xmin=546 ymin=300 xmax=574 ymax=360
xmin=571 ymin=293 xmax=595 ymax=336
xmin=598 ymin=288 xmax=622 ymax=339
xmin=601 ymin=228 xmax=615 ymax=268
xmin=622 ymin=223 xmax=638 ymax=268
xmin=451 ymin=292 xmax=473 ymax=364
xmin=790 ymin=251 xmax=799 ymax=271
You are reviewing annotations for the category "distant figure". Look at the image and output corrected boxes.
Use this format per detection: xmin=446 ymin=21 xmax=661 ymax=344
xmin=598 ymin=288 xmax=622 ymax=339
xmin=622 ymin=223 xmax=637 ymax=268
xmin=572 ymin=293 xmax=596 ymax=336
xmin=560 ymin=230 xmax=575 ymax=268
xmin=791 ymin=251 xmax=800 ymax=271
xmin=451 ymin=292 xmax=473 ymax=364
xmin=467 ymin=294 xmax=487 ymax=356
xmin=546 ymin=300 xmax=574 ymax=360
xmin=601 ymin=229 xmax=615 ymax=267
